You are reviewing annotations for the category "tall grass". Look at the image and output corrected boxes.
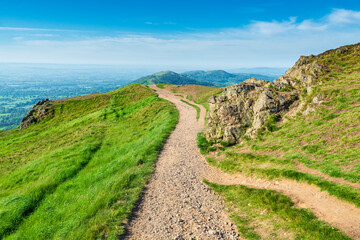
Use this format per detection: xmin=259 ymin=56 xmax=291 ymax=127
xmin=0 ymin=84 xmax=178 ymax=239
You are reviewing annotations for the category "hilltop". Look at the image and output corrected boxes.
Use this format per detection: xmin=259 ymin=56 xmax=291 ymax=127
xmin=131 ymin=70 xmax=277 ymax=88
xmin=130 ymin=70 xmax=214 ymax=86
xmin=182 ymin=70 xmax=277 ymax=86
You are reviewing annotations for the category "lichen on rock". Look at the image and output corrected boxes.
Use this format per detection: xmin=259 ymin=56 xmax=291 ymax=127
xmin=205 ymin=53 xmax=327 ymax=143
xmin=206 ymin=79 xmax=298 ymax=143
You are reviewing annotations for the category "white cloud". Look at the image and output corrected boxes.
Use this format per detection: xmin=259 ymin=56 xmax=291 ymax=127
xmin=327 ymin=9 xmax=360 ymax=24
xmin=32 ymin=33 xmax=56 ymax=37
xmin=12 ymin=36 xmax=24 ymax=41
xmin=0 ymin=26 xmax=84 ymax=32
xmin=1 ymin=9 xmax=360 ymax=68
xmin=249 ymin=17 xmax=298 ymax=35
xmin=246 ymin=8 xmax=360 ymax=35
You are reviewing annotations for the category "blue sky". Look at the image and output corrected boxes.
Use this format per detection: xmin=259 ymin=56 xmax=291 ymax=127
xmin=0 ymin=0 xmax=360 ymax=69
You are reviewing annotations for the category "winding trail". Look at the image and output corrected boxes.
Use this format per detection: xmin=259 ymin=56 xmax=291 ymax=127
xmin=125 ymin=86 xmax=239 ymax=239
xmin=125 ymin=86 xmax=360 ymax=240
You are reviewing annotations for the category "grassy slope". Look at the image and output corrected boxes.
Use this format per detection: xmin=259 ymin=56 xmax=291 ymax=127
xmin=156 ymin=84 xmax=223 ymax=110
xmin=132 ymin=71 xmax=213 ymax=86
xmin=199 ymin=44 xmax=360 ymax=239
xmin=0 ymin=84 xmax=178 ymax=239
xmin=250 ymin=44 xmax=360 ymax=183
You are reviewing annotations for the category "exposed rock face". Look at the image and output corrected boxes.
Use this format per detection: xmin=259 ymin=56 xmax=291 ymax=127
xmin=205 ymin=53 xmax=326 ymax=143
xmin=206 ymin=79 xmax=298 ymax=143
xmin=270 ymin=55 xmax=326 ymax=90
xmin=19 ymin=99 xmax=53 ymax=130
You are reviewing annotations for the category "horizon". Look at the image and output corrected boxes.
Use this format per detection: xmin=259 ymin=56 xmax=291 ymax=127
xmin=1 ymin=0 xmax=360 ymax=68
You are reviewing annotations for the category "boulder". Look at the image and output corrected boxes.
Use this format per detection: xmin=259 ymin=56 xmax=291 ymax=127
xmin=205 ymin=80 xmax=298 ymax=143
xmin=19 ymin=99 xmax=53 ymax=130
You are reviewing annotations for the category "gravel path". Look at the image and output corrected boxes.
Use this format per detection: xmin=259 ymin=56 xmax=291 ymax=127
xmin=124 ymin=86 xmax=238 ymax=239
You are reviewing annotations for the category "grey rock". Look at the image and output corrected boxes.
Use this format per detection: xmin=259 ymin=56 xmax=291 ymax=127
xmin=19 ymin=99 xmax=53 ymax=130
xmin=205 ymin=52 xmax=329 ymax=143
xmin=313 ymin=97 xmax=319 ymax=104
xmin=205 ymin=79 xmax=297 ymax=143
xmin=302 ymin=107 xmax=315 ymax=115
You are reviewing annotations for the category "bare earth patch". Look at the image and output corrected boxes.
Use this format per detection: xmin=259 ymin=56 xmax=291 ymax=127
xmin=205 ymin=166 xmax=360 ymax=239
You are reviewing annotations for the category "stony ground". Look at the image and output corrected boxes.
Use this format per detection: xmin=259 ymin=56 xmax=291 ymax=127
xmin=124 ymin=86 xmax=239 ymax=240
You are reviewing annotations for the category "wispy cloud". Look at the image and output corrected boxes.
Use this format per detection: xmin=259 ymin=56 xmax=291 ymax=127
xmin=0 ymin=26 xmax=85 ymax=32
xmin=1 ymin=9 xmax=360 ymax=68
xmin=12 ymin=36 xmax=24 ymax=41
xmin=245 ymin=8 xmax=360 ymax=35
xmin=145 ymin=21 xmax=176 ymax=25
xmin=327 ymin=8 xmax=360 ymax=24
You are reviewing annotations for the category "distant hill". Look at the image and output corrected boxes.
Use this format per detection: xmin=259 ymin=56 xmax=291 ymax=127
xmin=131 ymin=70 xmax=215 ymax=86
xmin=131 ymin=70 xmax=277 ymax=88
xmin=226 ymin=67 xmax=287 ymax=76
xmin=182 ymin=70 xmax=276 ymax=86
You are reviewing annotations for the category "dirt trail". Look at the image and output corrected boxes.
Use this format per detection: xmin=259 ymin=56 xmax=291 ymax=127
xmin=125 ymin=86 xmax=360 ymax=240
xmin=206 ymin=160 xmax=360 ymax=239
xmin=296 ymin=162 xmax=360 ymax=189
xmin=124 ymin=86 xmax=239 ymax=239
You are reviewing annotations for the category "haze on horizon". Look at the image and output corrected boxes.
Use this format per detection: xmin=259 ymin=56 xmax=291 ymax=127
xmin=0 ymin=0 xmax=360 ymax=69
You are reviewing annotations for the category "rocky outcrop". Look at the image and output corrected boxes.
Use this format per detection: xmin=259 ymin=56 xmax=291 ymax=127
xmin=205 ymin=53 xmax=327 ymax=143
xmin=205 ymin=79 xmax=298 ymax=143
xmin=19 ymin=99 xmax=53 ymax=130
xmin=270 ymin=55 xmax=326 ymax=90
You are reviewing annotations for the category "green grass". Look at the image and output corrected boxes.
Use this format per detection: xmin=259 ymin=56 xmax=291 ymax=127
xmin=0 ymin=84 xmax=178 ymax=239
xmin=248 ymin=45 xmax=360 ymax=184
xmin=196 ymin=132 xmax=215 ymax=154
xmin=206 ymin=181 xmax=351 ymax=240
xmin=156 ymin=83 xmax=168 ymax=89
xmin=199 ymin=43 xmax=360 ymax=239
xmin=186 ymin=95 xmax=193 ymax=101
xmin=180 ymin=99 xmax=200 ymax=120
xmin=207 ymin=152 xmax=360 ymax=208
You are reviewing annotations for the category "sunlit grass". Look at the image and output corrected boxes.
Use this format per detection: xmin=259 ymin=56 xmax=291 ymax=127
xmin=0 ymin=84 xmax=178 ymax=239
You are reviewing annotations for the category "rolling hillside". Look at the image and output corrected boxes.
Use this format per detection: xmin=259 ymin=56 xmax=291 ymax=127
xmin=182 ymin=70 xmax=277 ymax=86
xmin=131 ymin=70 xmax=214 ymax=86
xmin=0 ymin=84 xmax=178 ymax=239
xmin=131 ymin=70 xmax=277 ymax=88
xmin=198 ymin=43 xmax=360 ymax=239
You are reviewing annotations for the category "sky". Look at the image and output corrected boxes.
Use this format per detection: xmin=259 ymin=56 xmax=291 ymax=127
xmin=0 ymin=0 xmax=360 ymax=69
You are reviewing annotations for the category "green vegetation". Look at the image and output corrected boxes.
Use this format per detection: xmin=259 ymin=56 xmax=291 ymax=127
xmin=156 ymin=83 xmax=167 ymax=89
xmin=196 ymin=132 xmax=215 ymax=154
xmin=0 ymin=84 xmax=178 ymax=239
xmin=0 ymin=65 xmax=133 ymax=131
xmin=201 ymin=44 xmax=360 ymax=239
xmin=180 ymin=99 xmax=200 ymax=120
xmin=207 ymin=181 xmax=351 ymax=240
xmin=132 ymin=71 xmax=214 ymax=86
xmin=207 ymin=152 xmax=360 ymax=208
xmin=186 ymin=94 xmax=193 ymax=101
xmin=247 ymin=45 xmax=360 ymax=184
xmin=134 ymin=70 xmax=277 ymax=88
xmin=182 ymin=70 xmax=277 ymax=87
xmin=159 ymin=84 xmax=223 ymax=111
